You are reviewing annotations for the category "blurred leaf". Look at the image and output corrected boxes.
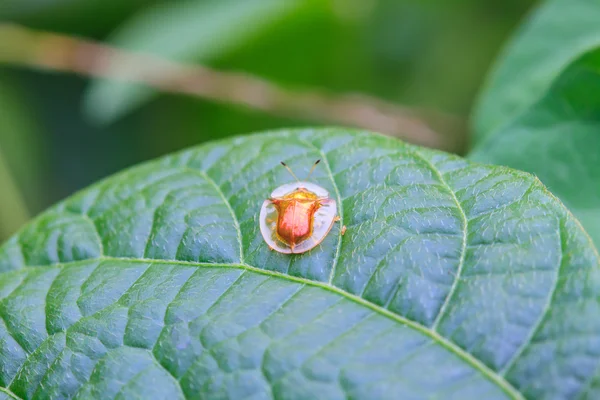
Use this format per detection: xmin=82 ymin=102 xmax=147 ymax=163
xmin=0 ymin=0 xmax=89 ymax=17
xmin=470 ymin=0 xmax=600 ymax=247
xmin=0 ymin=78 xmax=40 ymax=198
xmin=471 ymin=51 xmax=600 ymax=247
xmin=0 ymin=150 xmax=30 ymax=240
xmin=471 ymin=0 xmax=600 ymax=140
xmin=367 ymin=0 xmax=535 ymax=115
xmin=2 ymin=129 xmax=600 ymax=399
xmin=0 ymin=0 xmax=157 ymax=36
xmin=83 ymin=0 xmax=303 ymax=125
xmin=0 ymin=75 xmax=42 ymax=239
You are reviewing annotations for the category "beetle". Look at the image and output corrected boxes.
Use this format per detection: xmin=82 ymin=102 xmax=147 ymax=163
xmin=259 ymin=160 xmax=345 ymax=254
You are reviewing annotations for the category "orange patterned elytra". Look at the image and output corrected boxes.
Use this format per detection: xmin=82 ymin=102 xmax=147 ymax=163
xmin=259 ymin=160 xmax=343 ymax=254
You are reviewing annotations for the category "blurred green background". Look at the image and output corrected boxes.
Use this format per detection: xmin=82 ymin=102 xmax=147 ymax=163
xmin=0 ymin=0 xmax=535 ymax=241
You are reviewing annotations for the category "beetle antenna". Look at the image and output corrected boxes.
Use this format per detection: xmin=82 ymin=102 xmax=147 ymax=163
xmin=280 ymin=161 xmax=300 ymax=182
xmin=306 ymin=159 xmax=321 ymax=181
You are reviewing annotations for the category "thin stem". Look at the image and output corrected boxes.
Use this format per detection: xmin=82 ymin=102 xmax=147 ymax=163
xmin=0 ymin=23 xmax=464 ymax=152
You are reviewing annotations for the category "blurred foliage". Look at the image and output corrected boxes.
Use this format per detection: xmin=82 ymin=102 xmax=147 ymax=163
xmin=472 ymin=0 xmax=600 ymax=140
xmin=0 ymin=77 xmax=45 ymax=208
xmin=0 ymin=77 xmax=39 ymax=237
xmin=84 ymin=0 xmax=306 ymax=124
xmin=0 ymin=150 xmax=30 ymax=239
xmin=0 ymin=0 xmax=535 ymax=240
xmin=470 ymin=0 xmax=600 ymax=248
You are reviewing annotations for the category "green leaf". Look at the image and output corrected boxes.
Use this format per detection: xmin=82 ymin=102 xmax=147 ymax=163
xmin=471 ymin=0 xmax=600 ymax=141
xmin=469 ymin=0 xmax=600 ymax=248
xmin=0 ymin=76 xmax=42 ymax=239
xmin=470 ymin=51 xmax=600 ymax=248
xmin=1 ymin=129 xmax=599 ymax=399
xmin=83 ymin=0 xmax=302 ymax=125
xmin=0 ymin=150 xmax=29 ymax=241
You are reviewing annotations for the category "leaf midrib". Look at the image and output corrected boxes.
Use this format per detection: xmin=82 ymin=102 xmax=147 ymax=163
xmin=0 ymin=386 xmax=20 ymax=400
xmin=14 ymin=255 xmax=523 ymax=400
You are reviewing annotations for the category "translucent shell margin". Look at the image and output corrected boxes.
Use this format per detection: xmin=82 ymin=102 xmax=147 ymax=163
xmin=259 ymin=181 xmax=338 ymax=254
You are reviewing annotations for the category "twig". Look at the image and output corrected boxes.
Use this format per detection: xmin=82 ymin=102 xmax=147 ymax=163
xmin=0 ymin=23 xmax=464 ymax=152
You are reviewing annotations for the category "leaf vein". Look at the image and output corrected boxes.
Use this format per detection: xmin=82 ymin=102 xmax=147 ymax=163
xmin=411 ymin=150 xmax=468 ymax=331
xmin=181 ymin=167 xmax=245 ymax=264
xmin=14 ymin=255 xmax=523 ymax=399
xmin=499 ymin=217 xmax=564 ymax=376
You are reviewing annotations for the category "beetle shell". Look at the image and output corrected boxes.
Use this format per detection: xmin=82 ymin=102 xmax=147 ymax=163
xmin=260 ymin=181 xmax=337 ymax=254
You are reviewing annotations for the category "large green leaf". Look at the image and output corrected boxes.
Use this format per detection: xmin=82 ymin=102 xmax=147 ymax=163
xmin=469 ymin=0 xmax=600 ymax=248
xmin=0 ymin=129 xmax=599 ymax=399
xmin=83 ymin=0 xmax=303 ymax=125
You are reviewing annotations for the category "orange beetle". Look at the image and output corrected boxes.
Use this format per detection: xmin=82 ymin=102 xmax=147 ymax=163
xmin=259 ymin=160 xmax=343 ymax=254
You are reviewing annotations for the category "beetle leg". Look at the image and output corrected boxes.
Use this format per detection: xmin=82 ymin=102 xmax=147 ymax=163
xmin=341 ymin=225 xmax=347 ymax=236
xmin=334 ymin=215 xmax=341 ymax=222
xmin=268 ymin=245 xmax=274 ymax=251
